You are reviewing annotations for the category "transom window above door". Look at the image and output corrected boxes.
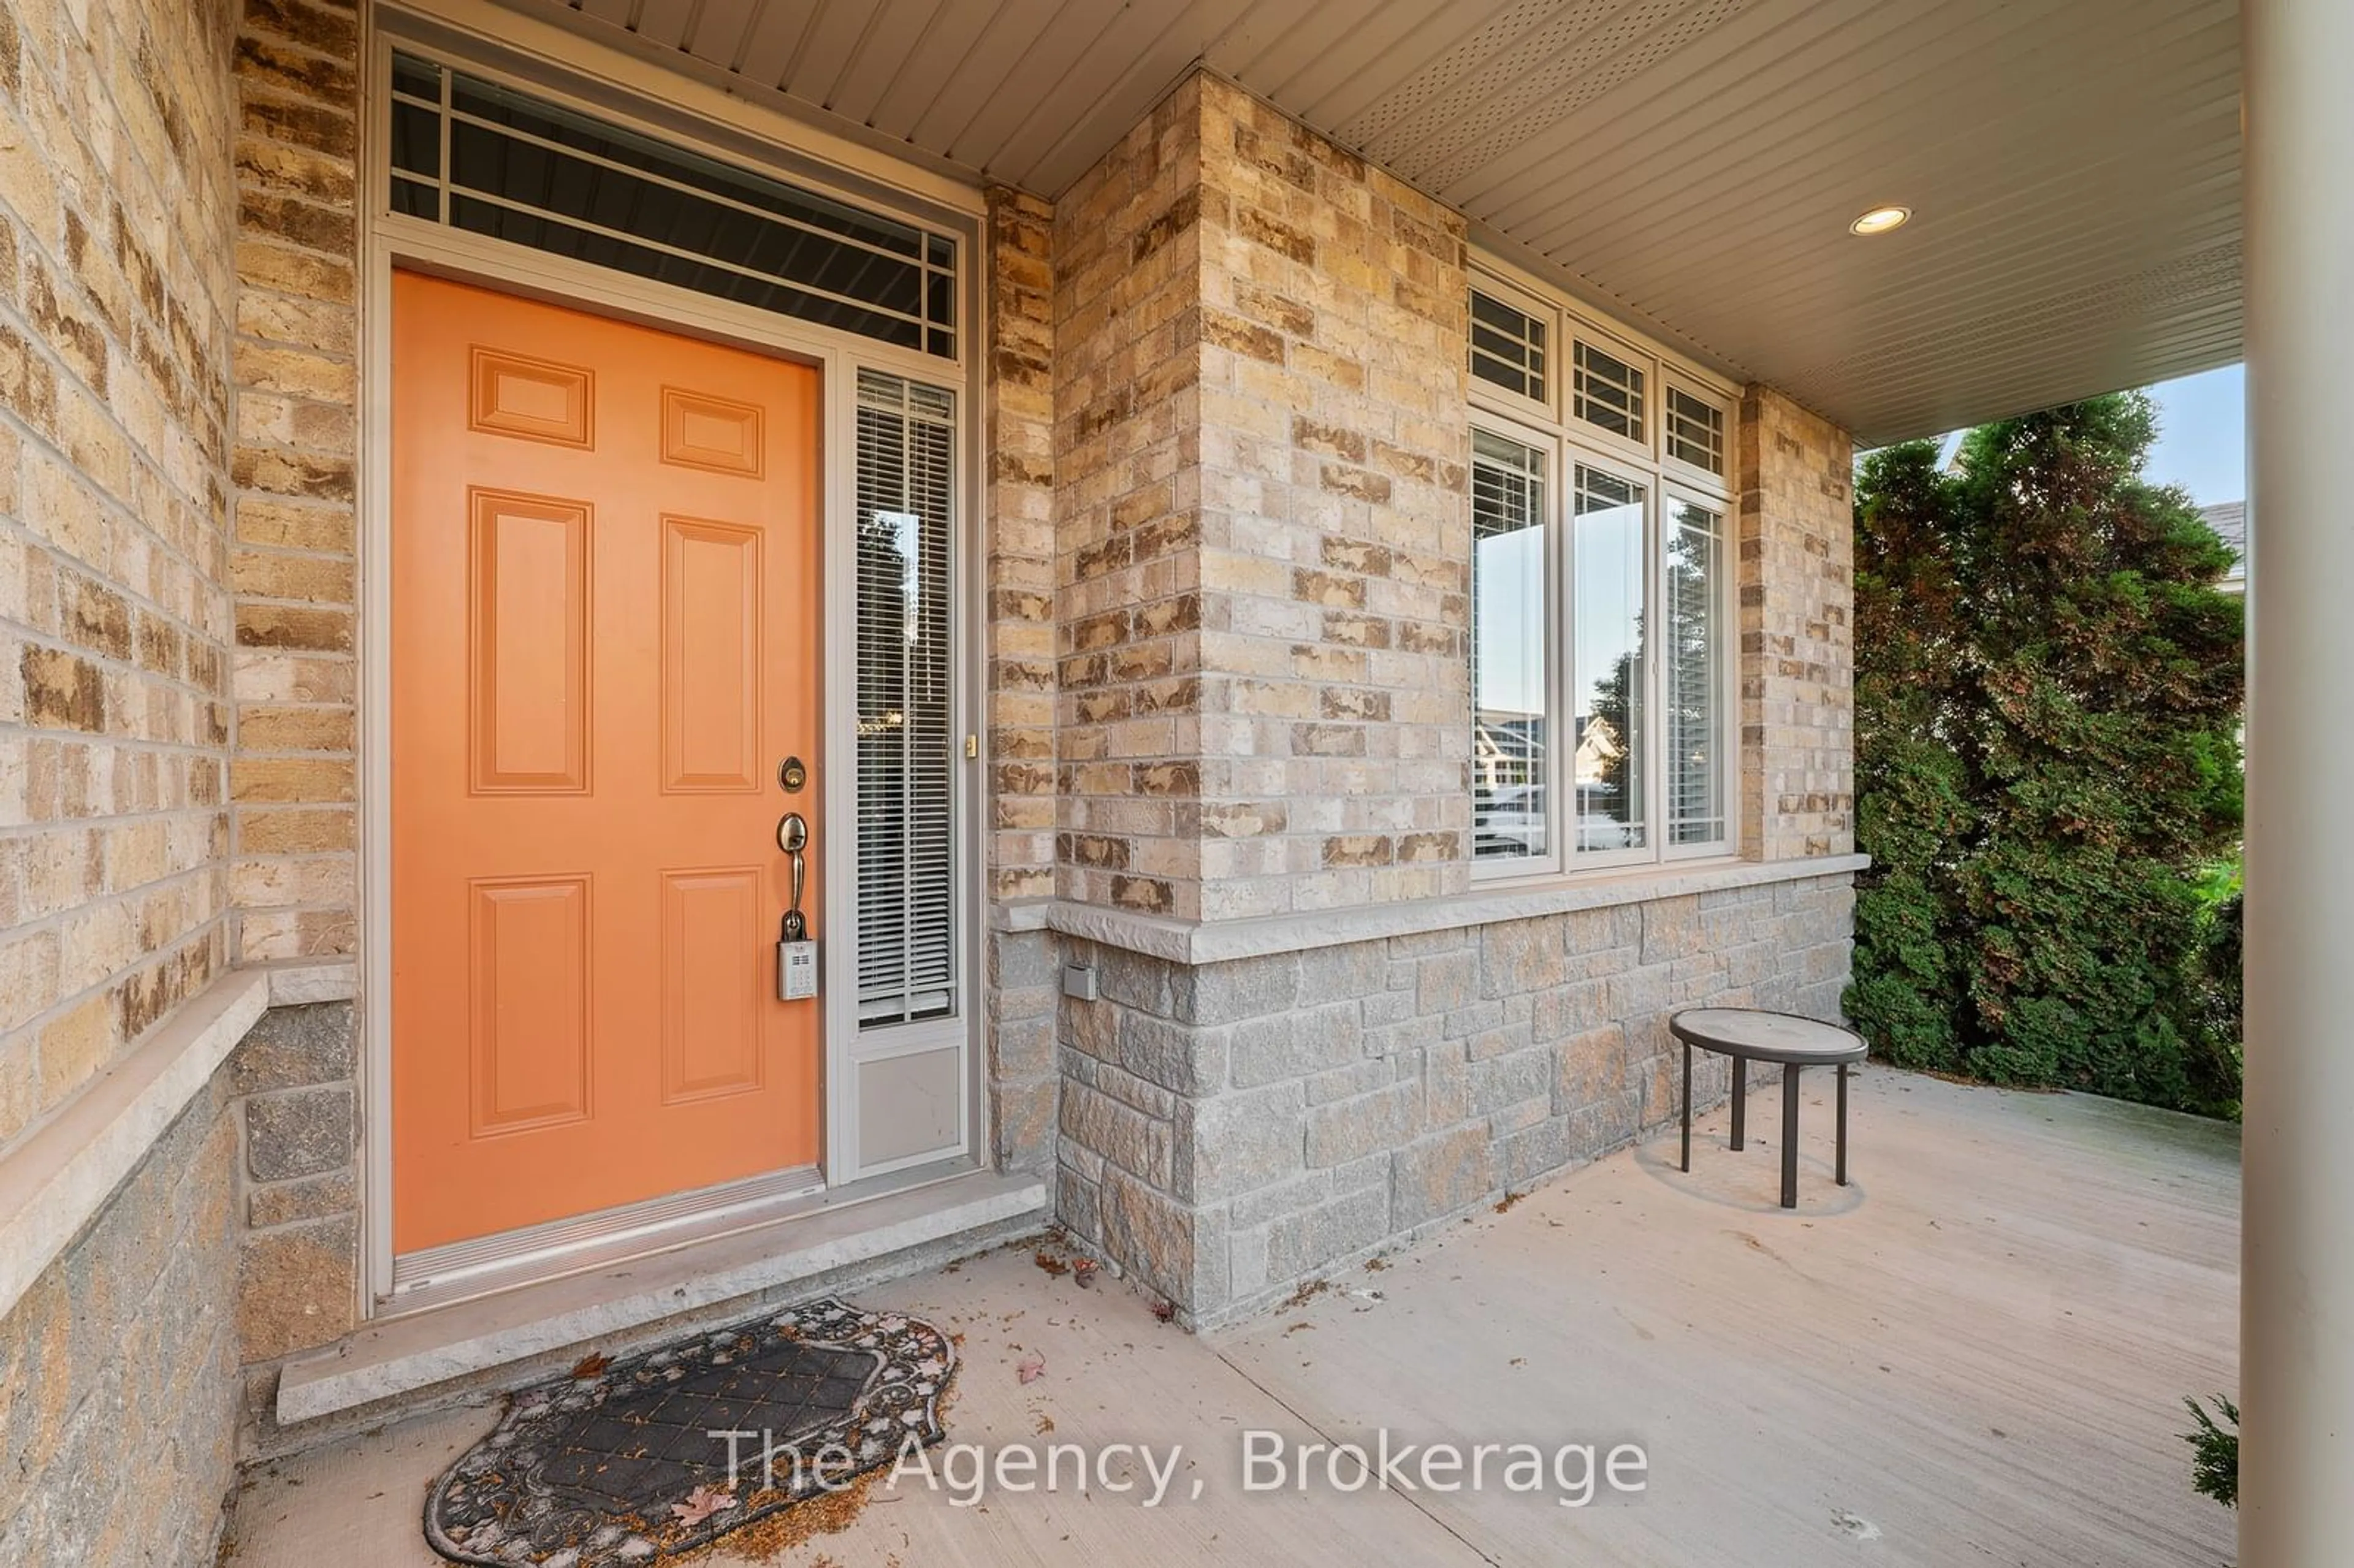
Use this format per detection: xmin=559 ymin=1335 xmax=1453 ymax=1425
xmin=386 ymin=51 xmax=961 ymax=359
xmin=1468 ymin=268 xmax=1737 ymax=877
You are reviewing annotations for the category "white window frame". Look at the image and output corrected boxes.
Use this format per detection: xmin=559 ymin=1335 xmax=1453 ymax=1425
xmin=1466 ymin=273 xmax=1556 ymax=428
xmin=1468 ymin=416 xmax=1563 ymax=879
xmin=1564 ymin=449 xmax=1663 ymax=872
xmin=1564 ymin=321 xmax=1657 ymax=467
xmin=1662 ymin=376 xmax=1734 ymax=489
xmin=1467 ymin=259 xmax=1739 ymax=883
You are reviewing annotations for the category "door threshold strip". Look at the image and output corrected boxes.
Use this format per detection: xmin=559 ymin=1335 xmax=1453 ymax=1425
xmin=390 ymin=1165 xmax=826 ymax=1314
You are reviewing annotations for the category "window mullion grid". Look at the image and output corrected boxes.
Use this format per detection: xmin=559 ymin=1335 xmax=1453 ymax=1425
xmin=436 ymin=100 xmax=932 ymax=275
xmin=1472 ymin=273 xmax=1734 ymax=877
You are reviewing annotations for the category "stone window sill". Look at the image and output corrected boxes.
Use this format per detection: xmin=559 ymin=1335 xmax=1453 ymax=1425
xmin=992 ymin=853 xmax=1869 ymax=964
xmin=0 ymin=957 xmax=358 ymax=1322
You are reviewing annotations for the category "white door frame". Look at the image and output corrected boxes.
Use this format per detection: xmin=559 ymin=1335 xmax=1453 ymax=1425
xmin=355 ymin=3 xmax=989 ymax=1313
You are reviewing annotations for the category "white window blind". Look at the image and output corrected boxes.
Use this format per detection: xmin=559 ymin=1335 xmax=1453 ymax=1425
xmin=855 ymin=370 xmax=957 ymax=1027
xmin=1666 ymin=500 xmax=1724 ymax=846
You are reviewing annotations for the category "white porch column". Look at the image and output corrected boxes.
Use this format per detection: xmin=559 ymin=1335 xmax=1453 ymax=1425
xmin=2241 ymin=0 xmax=2354 ymax=1558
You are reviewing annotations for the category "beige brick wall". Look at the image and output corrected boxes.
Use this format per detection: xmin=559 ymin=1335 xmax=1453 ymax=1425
xmin=1052 ymin=74 xmax=1472 ymax=925
xmin=986 ymin=186 xmax=1057 ymax=907
xmin=228 ymin=0 xmax=360 ymax=961
xmin=221 ymin=0 xmax=367 ymax=1387
xmin=1739 ymin=386 xmax=1856 ymax=859
xmin=1053 ymin=78 xmax=1211 ymax=918
xmin=0 ymin=0 xmax=240 ymax=1144
xmin=1191 ymin=76 xmax=1471 ymax=918
xmin=984 ymin=186 xmax=1060 ymax=1170
xmin=0 ymin=0 xmax=250 ymax=1557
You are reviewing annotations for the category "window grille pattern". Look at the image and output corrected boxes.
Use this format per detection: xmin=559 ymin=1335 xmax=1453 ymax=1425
xmin=1666 ymin=386 xmax=1726 ymax=474
xmin=1572 ymin=340 xmax=1646 ymax=441
xmin=1471 ymin=290 xmax=1548 ymax=403
xmin=389 ymin=53 xmax=958 ymax=359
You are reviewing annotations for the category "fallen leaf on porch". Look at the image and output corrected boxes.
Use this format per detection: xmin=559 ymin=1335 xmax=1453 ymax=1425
xmin=1034 ymin=1412 xmax=1056 ymax=1434
xmin=1071 ymin=1258 xmax=1099 ymax=1288
xmin=1282 ymin=1278 xmax=1331 ymax=1310
xmin=1033 ymin=1249 xmax=1070 ymax=1277
xmin=1151 ymin=1298 xmax=1176 ymax=1323
xmin=672 ymin=1484 xmax=738 ymax=1527
xmin=1017 ymin=1352 xmax=1047 ymax=1383
xmin=571 ymin=1353 xmax=611 ymax=1379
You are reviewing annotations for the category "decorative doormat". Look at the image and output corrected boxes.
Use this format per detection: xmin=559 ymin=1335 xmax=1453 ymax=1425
xmin=425 ymin=1298 xmax=955 ymax=1566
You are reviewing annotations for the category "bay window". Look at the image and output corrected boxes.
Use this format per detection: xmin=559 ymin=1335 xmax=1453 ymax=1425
xmin=1469 ymin=270 xmax=1735 ymax=877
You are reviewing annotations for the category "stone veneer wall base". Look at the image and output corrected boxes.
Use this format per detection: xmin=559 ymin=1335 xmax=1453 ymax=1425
xmin=1054 ymin=870 xmax=1857 ymax=1325
xmin=0 ymin=1065 xmax=244 ymax=1565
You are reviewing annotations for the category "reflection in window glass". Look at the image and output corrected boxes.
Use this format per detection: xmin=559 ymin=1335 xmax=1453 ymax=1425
xmin=1471 ymin=430 xmax=1548 ymax=862
xmin=1666 ymin=501 xmax=1723 ymax=845
xmin=1573 ymin=465 xmax=1647 ymax=853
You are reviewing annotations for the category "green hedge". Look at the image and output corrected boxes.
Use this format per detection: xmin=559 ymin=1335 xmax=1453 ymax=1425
xmin=1846 ymin=395 xmax=2245 ymax=1115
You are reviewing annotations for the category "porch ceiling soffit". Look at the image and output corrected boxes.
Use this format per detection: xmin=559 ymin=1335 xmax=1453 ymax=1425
xmin=494 ymin=0 xmax=2242 ymax=444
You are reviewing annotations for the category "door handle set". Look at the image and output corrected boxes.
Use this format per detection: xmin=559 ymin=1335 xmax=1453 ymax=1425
xmin=775 ymin=810 xmax=817 ymax=1001
xmin=776 ymin=813 xmax=809 ymax=940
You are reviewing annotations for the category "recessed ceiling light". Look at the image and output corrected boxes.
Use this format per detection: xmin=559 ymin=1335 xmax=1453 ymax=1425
xmin=1849 ymin=205 xmax=1912 ymax=236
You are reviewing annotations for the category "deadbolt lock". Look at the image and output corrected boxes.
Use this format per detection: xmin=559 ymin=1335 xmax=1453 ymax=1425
xmin=779 ymin=755 xmax=808 ymax=793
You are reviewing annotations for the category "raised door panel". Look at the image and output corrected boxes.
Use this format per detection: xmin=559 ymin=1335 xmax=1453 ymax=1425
xmin=661 ymin=868 xmax=766 ymax=1103
xmin=661 ymin=516 xmax=761 ymax=792
xmin=468 ymin=876 xmax=593 ymax=1135
xmin=661 ymin=387 xmax=765 ymax=477
xmin=470 ymin=349 xmax=594 ymax=448
xmin=471 ymin=490 xmax=591 ymax=793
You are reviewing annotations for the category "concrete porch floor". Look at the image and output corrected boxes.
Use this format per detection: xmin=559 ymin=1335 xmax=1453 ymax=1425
xmin=222 ymin=1068 xmax=2240 ymax=1567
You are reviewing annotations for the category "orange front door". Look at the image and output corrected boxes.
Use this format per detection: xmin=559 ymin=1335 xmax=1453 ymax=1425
xmin=391 ymin=273 xmax=821 ymax=1255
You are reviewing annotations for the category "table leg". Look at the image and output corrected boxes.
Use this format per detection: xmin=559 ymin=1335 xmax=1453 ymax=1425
xmin=1680 ymin=1041 xmax=1692 ymax=1173
xmin=1730 ymin=1057 xmax=1746 ymax=1151
xmin=1837 ymin=1062 xmax=1849 ymax=1186
xmin=1781 ymin=1064 xmax=1800 ymax=1209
